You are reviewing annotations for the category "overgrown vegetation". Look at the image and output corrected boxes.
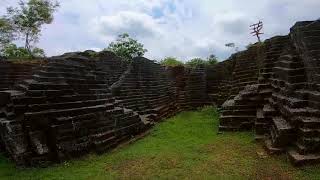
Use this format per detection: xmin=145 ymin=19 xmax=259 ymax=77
xmin=0 ymin=0 xmax=59 ymax=59
xmin=185 ymin=54 xmax=218 ymax=68
xmin=1 ymin=106 xmax=320 ymax=179
xmin=160 ymin=57 xmax=184 ymax=66
xmin=105 ymin=33 xmax=148 ymax=61
xmin=1 ymin=43 xmax=45 ymax=59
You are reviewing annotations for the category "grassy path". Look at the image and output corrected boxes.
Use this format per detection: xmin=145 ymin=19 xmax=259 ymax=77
xmin=1 ymin=107 xmax=320 ymax=179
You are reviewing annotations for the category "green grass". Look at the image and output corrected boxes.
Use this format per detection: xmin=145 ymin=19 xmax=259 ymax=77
xmin=1 ymin=106 xmax=320 ymax=179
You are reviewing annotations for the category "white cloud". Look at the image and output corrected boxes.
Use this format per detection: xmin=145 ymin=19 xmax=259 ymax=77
xmin=1 ymin=0 xmax=319 ymax=61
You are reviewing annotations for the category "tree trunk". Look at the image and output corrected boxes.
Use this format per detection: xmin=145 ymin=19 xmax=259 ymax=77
xmin=25 ymin=33 xmax=33 ymax=58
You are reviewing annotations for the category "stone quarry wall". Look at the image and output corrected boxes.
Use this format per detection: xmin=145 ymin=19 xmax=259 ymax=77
xmin=0 ymin=61 xmax=38 ymax=91
xmin=0 ymin=53 xmax=143 ymax=166
xmin=110 ymin=57 xmax=177 ymax=123
xmin=1 ymin=20 xmax=320 ymax=167
xmin=167 ymin=66 xmax=210 ymax=109
xmin=0 ymin=52 xmax=210 ymax=167
xmin=219 ymin=20 xmax=320 ymax=166
xmin=206 ymin=59 xmax=235 ymax=106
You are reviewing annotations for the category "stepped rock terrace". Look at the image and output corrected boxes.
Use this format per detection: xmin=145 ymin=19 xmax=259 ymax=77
xmin=1 ymin=20 xmax=320 ymax=167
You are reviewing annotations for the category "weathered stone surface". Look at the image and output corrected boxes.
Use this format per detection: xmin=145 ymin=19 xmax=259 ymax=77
xmin=0 ymin=52 xmax=210 ymax=167
xmin=1 ymin=20 xmax=320 ymax=167
xmin=218 ymin=20 xmax=320 ymax=166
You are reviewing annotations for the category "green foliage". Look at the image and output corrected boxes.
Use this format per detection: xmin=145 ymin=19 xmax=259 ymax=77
xmin=0 ymin=106 xmax=317 ymax=179
xmin=160 ymin=57 xmax=184 ymax=66
xmin=4 ymin=0 xmax=59 ymax=54
xmin=186 ymin=58 xmax=207 ymax=68
xmin=207 ymin=54 xmax=218 ymax=65
xmin=0 ymin=18 xmax=15 ymax=49
xmin=186 ymin=54 xmax=218 ymax=68
xmin=1 ymin=43 xmax=45 ymax=59
xmin=106 ymin=33 xmax=147 ymax=61
xmin=31 ymin=47 xmax=45 ymax=57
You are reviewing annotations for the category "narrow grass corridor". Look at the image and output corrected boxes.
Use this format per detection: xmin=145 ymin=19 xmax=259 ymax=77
xmin=1 ymin=107 xmax=320 ymax=179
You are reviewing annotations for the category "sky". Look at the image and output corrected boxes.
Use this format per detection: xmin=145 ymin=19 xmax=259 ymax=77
xmin=0 ymin=0 xmax=319 ymax=62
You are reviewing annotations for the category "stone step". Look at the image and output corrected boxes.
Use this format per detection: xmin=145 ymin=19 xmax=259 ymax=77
xmin=262 ymin=104 xmax=278 ymax=116
xmin=94 ymin=136 xmax=117 ymax=153
xmin=273 ymin=73 xmax=306 ymax=84
xmin=25 ymin=89 xmax=76 ymax=97
xmin=221 ymin=109 xmax=257 ymax=116
xmin=233 ymin=77 xmax=257 ymax=84
xmin=269 ymin=116 xmax=294 ymax=147
xmin=264 ymin=138 xmax=284 ymax=154
xmin=281 ymin=105 xmax=320 ymax=117
xmin=276 ymin=60 xmax=304 ymax=69
xmin=303 ymin=36 xmax=320 ymax=45
xmin=273 ymin=66 xmax=305 ymax=76
xmin=25 ymin=105 xmax=106 ymax=119
xmin=48 ymin=93 xmax=113 ymax=103
xmin=288 ymin=149 xmax=320 ymax=166
xmin=298 ymin=128 xmax=320 ymax=139
xmin=295 ymin=89 xmax=320 ymax=102
xmin=220 ymin=115 xmax=256 ymax=124
xmin=219 ymin=121 xmax=253 ymax=131
xmin=272 ymin=93 xmax=308 ymax=109
xmin=28 ymin=99 xmax=111 ymax=112
xmin=301 ymin=29 xmax=320 ymax=37
xmin=295 ymin=116 xmax=320 ymax=129
xmin=234 ymin=69 xmax=258 ymax=76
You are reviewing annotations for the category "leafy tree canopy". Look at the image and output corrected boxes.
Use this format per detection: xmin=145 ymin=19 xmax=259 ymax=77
xmin=186 ymin=58 xmax=207 ymax=67
xmin=3 ymin=0 xmax=59 ymax=55
xmin=207 ymin=54 xmax=218 ymax=65
xmin=186 ymin=54 xmax=218 ymax=68
xmin=1 ymin=43 xmax=45 ymax=59
xmin=0 ymin=18 xmax=15 ymax=49
xmin=105 ymin=33 xmax=147 ymax=61
xmin=160 ymin=57 xmax=184 ymax=66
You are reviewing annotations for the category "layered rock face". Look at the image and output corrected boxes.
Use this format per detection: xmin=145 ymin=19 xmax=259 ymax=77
xmin=1 ymin=20 xmax=320 ymax=167
xmin=0 ymin=52 xmax=210 ymax=167
xmin=0 ymin=53 xmax=144 ymax=166
xmin=219 ymin=20 xmax=320 ymax=166
xmin=206 ymin=59 xmax=234 ymax=106
xmin=0 ymin=61 xmax=37 ymax=91
xmin=111 ymin=57 xmax=177 ymax=123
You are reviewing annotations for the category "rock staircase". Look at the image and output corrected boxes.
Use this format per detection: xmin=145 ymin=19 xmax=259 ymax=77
xmin=258 ymin=46 xmax=310 ymax=157
xmin=230 ymin=46 xmax=259 ymax=98
xmin=0 ymin=55 xmax=144 ymax=166
xmin=255 ymin=36 xmax=290 ymax=140
xmin=0 ymin=62 xmax=36 ymax=91
xmin=286 ymin=21 xmax=320 ymax=165
xmin=219 ymin=84 xmax=261 ymax=131
xmin=112 ymin=57 xmax=177 ymax=124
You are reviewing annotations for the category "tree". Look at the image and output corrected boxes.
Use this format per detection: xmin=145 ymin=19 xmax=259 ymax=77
xmin=0 ymin=18 xmax=15 ymax=50
xmin=5 ymin=0 xmax=59 ymax=54
xmin=160 ymin=57 xmax=184 ymax=66
xmin=1 ymin=43 xmax=45 ymax=58
xmin=106 ymin=33 xmax=147 ymax=60
xmin=186 ymin=58 xmax=207 ymax=68
xmin=186 ymin=54 xmax=218 ymax=68
xmin=207 ymin=54 xmax=218 ymax=65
